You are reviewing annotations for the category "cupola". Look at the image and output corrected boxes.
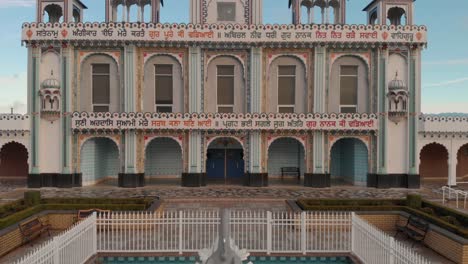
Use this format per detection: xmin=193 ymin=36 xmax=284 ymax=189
xmin=38 ymin=71 xmax=61 ymax=122
xmin=387 ymin=72 xmax=409 ymax=124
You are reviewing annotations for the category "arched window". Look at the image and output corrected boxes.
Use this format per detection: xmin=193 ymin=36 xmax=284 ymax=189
xmin=268 ymin=56 xmax=307 ymax=113
xmin=143 ymin=55 xmax=184 ymax=113
xmin=43 ymin=4 xmax=63 ymax=23
xmin=73 ymin=7 xmax=81 ymax=22
xmin=329 ymin=56 xmax=369 ymax=113
xmin=369 ymin=10 xmax=378 ymax=25
xmin=205 ymin=56 xmax=245 ymax=113
xmin=80 ymin=55 xmax=120 ymax=112
xmin=387 ymin=7 xmax=406 ymax=26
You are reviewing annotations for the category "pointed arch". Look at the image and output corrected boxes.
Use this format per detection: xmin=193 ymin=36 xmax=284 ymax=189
xmin=419 ymin=142 xmax=449 ymax=181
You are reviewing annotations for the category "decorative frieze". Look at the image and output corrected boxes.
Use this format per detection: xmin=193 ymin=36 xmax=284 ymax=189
xmin=71 ymin=112 xmax=378 ymax=131
xmin=22 ymin=23 xmax=427 ymax=46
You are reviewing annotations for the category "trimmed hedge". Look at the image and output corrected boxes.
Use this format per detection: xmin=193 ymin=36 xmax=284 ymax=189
xmin=297 ymin=198 xmax=468 ymax=239
xmin=297 ymin=199 xmax=406 ymax=208
xmin=0 ymin=197 xmax=156 ymax=230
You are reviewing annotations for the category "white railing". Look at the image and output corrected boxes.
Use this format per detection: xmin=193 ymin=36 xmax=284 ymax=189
xmin=352 ymin=213 xmax=431 ymax=264
xmin=442 ymin=186 xmax=468 ymax=209
xmin=13 ymin=210 xmax=431 ymax=264
xmin=96 ymin=211 xmax=351 ymax=255
xmin=15 ymin=213 xmax=96 ymax=264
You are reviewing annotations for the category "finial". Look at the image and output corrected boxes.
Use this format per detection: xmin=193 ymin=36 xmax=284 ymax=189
xmin=394 ymin=71 xmax=398 ymax=80
xmin=51 ymin=70 xmax=54 ymax=77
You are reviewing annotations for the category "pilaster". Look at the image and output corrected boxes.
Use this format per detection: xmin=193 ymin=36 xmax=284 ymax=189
xmin=30 ymin=46 xmax=41 ymax=174
xmin=249 ymin=47 xmax=262 ymax=173
xmin=313 ymin=47 xmax=326 ymax=174
xmin=188 ymin=46 xmax=202 ymax=173
xmin=408 ymin=48 xmax=419 ymax=175
xmin=377 ymin=48 xmax=388 ymax=174
xmin=61 ymin=45 xmax=72 ymax=174
xmin=124 ymin=45 xmax=137 ymax=174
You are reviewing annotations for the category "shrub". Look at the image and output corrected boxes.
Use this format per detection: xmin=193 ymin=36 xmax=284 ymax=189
xmin=421 ymin=207 xmax=434 ymax=215
xmin=24 ymin=191 xmax=41 ymax=206
xmin=406 ymin=194 xmax=422 ymax=209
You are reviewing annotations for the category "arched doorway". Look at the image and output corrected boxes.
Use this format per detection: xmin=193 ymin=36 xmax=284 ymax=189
xmin=457 ymin=144 xmax=468 ymax=182
xmin=330 ymin=138 xmax=368 ymax=186
xmin=419 ymin=143 xmax=448 ymax=182
xmin=267 ymin=138 xmax=305 ymax=185
xmin=145 ymin=137 xmax=183 ymax=185
xmin=206 ymin=137 xmax=244 ymax=184
xmin=80 ymin=137 xmax=119 ymax=186
xmin=0 ymin=142 xmax=28 ymax=182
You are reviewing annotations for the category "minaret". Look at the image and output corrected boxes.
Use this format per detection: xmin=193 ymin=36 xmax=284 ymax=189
xmin=36 ymin=0 xmax=87 ymax=23
xmin=363 ymin=0 xmax=415 ymax=25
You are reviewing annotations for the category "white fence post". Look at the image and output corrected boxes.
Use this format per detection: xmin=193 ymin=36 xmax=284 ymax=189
xmin=351 ymin=212 xmax=355 ymax=253
xmin=53 ymin=238 xmax=59 ymax=264
xmin=301 ymin=212 xmax=306 ymax=255
xmin=179 ymin=211 xmax=183 ymax=255
xmin=389 ymin=237 xmax=395 ymax=264
xmin=266 ymin=211 xmax=272 ymax=255
xmin=92 ymin=212 xmax=97 ymax=255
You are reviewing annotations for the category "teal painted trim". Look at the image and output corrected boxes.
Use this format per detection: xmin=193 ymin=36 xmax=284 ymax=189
xmin=126 ymin=132 xmax=136 ymax=173
xmin=250 ymin=47 xmax=262 ymax=113
xmin=313 ymin=47 xmax=326 ymax=112
xmin=249 ymin=132 xmax=261 ymax=173
xmin=189 ymin=47 xmax=201 ymax=113
xmin=409 ymin=57 xmax=417 ymax=171
xmin=189 ymin=132 xmax=201 ymax=173
xmin=378 ymin=56 xmax=387 ymax=174
xmin=30 ymin=55 xmax=39 ymax=173
xmin=313 ymin=48 xmax=326 ymax=173
xmin=313 ymin=132 xmax=323 ymax=173
xmin=61 ymin=55 xmax=68 ymax=172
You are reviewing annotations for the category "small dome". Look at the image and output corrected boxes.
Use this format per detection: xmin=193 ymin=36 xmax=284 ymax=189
xmin=389 ymin=72 xmax=406 ymax=90
xmin=41 ymin=71 xmax=60 ymax=89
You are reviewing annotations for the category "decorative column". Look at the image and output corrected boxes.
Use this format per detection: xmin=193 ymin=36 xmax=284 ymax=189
xmin=246 ymin=47 xmax=267 ymax=187
xmin=60 ymin=44 xmax=80 ymax=187
xmin=369 ymin=47 xmax=392 ymax=188
xmin=182 ymin=47 xmax=205 ymax=187
xmin=407 ymin=47 xmax=421 ymax=188
xmin=306 ymin=46 xmax=330 ymax=187
xmin=27 ymin=46 xmax=42 ymax=188
xmin=119 ymin=44 xmax=144 ymax=187
xmin=190 ymin=0 xmax=201 ymax=24
xmin=448 ymin=142 xmax=457 ymax=186
xmin=251 ymin=0 xmax=263 ymax=25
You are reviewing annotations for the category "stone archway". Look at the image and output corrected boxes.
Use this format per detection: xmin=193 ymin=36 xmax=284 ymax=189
xmin=419 ymin=143 xmax=449 ymax=182
xmin=0 ymin=142 xmax=28 ymax=180
xmin=206 ymin=137 xmax=245 ymax=185
xmin=80 ymin=137 xmax=119 ymax=186
xmin=457 ymin=143 xmax=468 ymax=182
xmin=330 ymin=138 xmax=368 ymax=186
xmin=145 ymin=137 xmax=183 ymax=185
xmin=267 ymin=137 xmax=305 ymax=185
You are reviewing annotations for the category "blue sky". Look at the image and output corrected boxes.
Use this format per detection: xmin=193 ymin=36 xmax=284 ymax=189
xmin=0 ymin=0 xmax=466 ymax=114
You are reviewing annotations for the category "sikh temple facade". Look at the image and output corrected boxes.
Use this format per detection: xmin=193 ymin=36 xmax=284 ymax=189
xmin=0 ymin=0 xmax=467 ymax=188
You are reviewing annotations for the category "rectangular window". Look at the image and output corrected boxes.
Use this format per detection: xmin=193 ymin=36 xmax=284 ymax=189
xmin=155 ymin=64 xmax=173 ymax=113
xmin=217 ymin=65 xmax=235 ymax=113
xmin=92 ymin=64 xmax=110 ymax=112
xmin=278 ymin=65 xmax=296 ymax=113
xmin=340 ymin=65 xmax=358 ymax=113
xmin=217 ymin=2 xmax=236 ymax=22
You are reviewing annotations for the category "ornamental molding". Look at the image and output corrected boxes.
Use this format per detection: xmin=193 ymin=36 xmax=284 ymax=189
xmin=78 ymin=50 xmax=121 ymax=68
xmin=22 ymin=22 xmax=427 ymax=46
xmin=71 ymin=112 xmax=379 ymax=132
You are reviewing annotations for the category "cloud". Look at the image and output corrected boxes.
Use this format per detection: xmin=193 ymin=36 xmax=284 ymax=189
xmin=424 ymin=77 xmax=468 ymax=88
xmin=0 ymin=72 xmax=27 ymax=114
xmin=424 ymin=59 xmax=468 ymax=66
xmin=0 ymin=101 xmax=26 ymax=114
xmin=0 ymin=0 xmax=35 ymax=8
xmin=422 ymin=102 xmax=468 ymax=114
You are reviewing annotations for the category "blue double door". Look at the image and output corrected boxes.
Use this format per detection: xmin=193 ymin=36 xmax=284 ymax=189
xmin=206 ymin=148 xmax=244 ymax=183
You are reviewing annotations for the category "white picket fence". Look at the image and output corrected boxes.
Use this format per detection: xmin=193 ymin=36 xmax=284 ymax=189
xmin=352 ymin=214 xmax=431 ymax=264
xmin=442 ymin=186 xmax=468 ymax=209
xmin=13 ymin=210 xmax=431 ymax=264
xmin=14 ymin=213 xmax=96 ymax=264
